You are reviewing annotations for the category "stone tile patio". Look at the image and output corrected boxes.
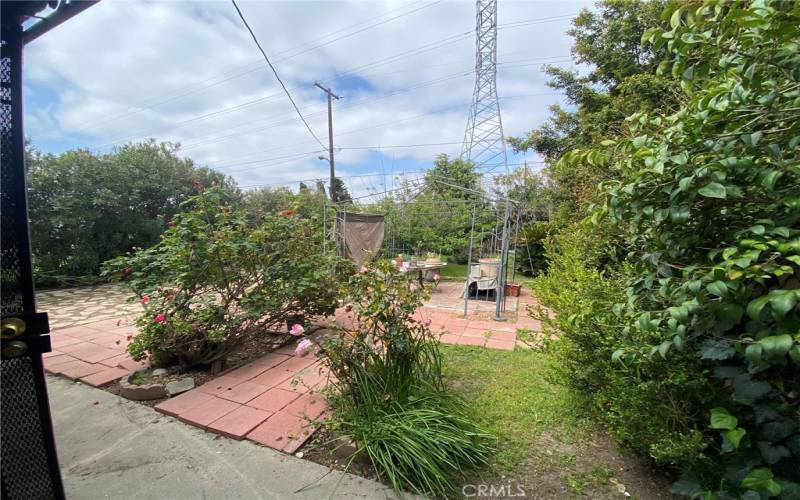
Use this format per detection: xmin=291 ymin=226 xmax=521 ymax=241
xmin=40 ymin=280 xmax=545 ymax=456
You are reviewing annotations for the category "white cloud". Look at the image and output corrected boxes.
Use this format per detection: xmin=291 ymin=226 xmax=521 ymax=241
xmin=23 ymin=0 xmax=590 ymax=189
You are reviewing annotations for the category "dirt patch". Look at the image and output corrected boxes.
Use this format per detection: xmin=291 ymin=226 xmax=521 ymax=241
xmin=102 ymin=333 xmax=294 ymax=407
xmin=482 ymin=431 xmax=675 ymax=499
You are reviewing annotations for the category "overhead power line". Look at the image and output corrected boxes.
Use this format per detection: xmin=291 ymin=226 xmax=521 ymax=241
xmin=230 ymin=0 xmax=327 ymax=151
xmin=78 ymin=1 xmax=443 ymax=130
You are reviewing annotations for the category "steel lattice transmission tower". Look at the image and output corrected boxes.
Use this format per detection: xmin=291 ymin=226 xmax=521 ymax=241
xmin=461 ymin=0 xmax=512 ymax=321
xmin=461 ymin=0 xmax=508 ymax=174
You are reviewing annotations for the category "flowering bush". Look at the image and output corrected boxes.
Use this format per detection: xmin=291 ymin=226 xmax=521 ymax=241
xmin=103 ymin=188 xmax=346 ymax=368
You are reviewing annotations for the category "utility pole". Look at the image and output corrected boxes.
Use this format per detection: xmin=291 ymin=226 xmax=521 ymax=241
xmin=314 ymin=82 xmax=340 ymax=202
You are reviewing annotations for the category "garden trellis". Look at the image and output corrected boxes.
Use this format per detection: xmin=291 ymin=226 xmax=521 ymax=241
xmin=322 ymin=172 xmax=523 ymax=320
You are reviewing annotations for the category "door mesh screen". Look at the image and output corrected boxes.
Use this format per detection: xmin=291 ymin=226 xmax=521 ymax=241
xmin=1 ymin=34 xmax=58 ymax=500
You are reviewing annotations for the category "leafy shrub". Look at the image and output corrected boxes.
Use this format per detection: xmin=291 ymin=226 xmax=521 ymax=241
xmin=533 ymin=222 xmax=714 ymax=475
xmin=27 ymin=141 xmax=232 ymax=287
xmin=102 ymin=188 xmax=344 ymax=368
xmin=311 ymin=261 xmax=494 ymax=497
xmin=546 ymin=1 xmax=800 ymax=496
xmin=516 ymin=220 xmax=556 ymax=276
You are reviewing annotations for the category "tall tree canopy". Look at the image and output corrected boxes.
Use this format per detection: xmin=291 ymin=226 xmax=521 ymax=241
xmin=27 ymin=140 xmax=232 ymax=286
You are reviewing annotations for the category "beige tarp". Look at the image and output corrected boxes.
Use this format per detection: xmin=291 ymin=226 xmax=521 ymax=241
xmin=334 ymin=212 xmax=385 ymax=267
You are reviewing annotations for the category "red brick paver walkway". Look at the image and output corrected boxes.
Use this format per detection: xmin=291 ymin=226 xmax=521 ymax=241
xmin=41 ymin=280 xmax=548 ymax=457
xmin=155 ymin=348 xmax=328 ymax=453
xmin=415 ymin=282 xmax=545 ymax=350
xmin=43 ymin=316 xmax=147 ymax=387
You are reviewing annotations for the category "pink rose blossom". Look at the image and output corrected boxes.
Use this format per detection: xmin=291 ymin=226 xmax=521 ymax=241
xmin=289 ymin=324 xmax=304 ymax=336
xmin=433 ymin=274 xmax=440 ymax=281
xmin=140 ymin=295 xmax=150 ymax=305
xmin=154 ymin=313 xmax=166 ymax=323
xmin=294 ymin=338 xmax=313 ymax=357
xmin=409 ymin=282 xmax=419 ymax=292
xmin=359 ymin=265 xmax=369 ymax=273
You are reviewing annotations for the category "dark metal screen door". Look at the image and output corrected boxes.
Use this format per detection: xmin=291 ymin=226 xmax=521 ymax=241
xmin=1 ymin=18 xmax=65 ymax=500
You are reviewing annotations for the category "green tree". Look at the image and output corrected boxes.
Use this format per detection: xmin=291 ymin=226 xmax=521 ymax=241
xmin=26 ymin=141 xmax=232 ymax=286
xmin=547 ymin=0 xmax=800 ymax=495
xmin=330 ymin=176 xmax=353 ymax=204
xmin=509 ymin=0 xmax=678 ymax=224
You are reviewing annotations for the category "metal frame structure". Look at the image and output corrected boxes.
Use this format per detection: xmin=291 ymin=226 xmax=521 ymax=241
xmin=2 ymin=2 xmax=99 ymax=498
xmin=461 ymin=0 xmax=512 ymax=320
xmin=322 ymin=174 xmax=518 ymax=319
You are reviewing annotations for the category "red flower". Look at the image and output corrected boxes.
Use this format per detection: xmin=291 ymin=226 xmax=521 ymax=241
xmin=140 ymin=295 xmax=150 ymax=305
xmin=279 ymin=209 xmax=295 ymax=217
xmin=154 ymin=313 xmax=166 ymax=323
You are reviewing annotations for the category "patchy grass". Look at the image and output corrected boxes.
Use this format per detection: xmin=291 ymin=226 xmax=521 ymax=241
xmin=441 ymin=345 xmax=589 ymax=471
xmin=129 ymin=369 xmax=153 ymax=386
xmin=438 ymin=261 xmax=468 ymax=280
xmin=441 ymin=345 xmax=673 ymax=498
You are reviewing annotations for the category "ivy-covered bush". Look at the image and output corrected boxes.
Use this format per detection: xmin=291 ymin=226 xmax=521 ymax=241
xmin=103 ymin=188 xmax=344 ymax=368
xmin=304 ymin=261 xmax=493 ymax=498
xmin=516 ymin=220 xmax=556 ymax=276
xmin=549 ymin=1 xmax=799 ymax=496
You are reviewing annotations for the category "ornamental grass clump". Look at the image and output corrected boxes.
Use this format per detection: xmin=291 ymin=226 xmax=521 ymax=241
xmin=102 ymin=188 xmax=344 ymax=369
xmin=306 ymin=261 xmax=494 ymax=498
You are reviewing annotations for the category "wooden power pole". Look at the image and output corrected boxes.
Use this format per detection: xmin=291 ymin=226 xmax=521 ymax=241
xmin=314 ymin=82 xmax=340 ymax=201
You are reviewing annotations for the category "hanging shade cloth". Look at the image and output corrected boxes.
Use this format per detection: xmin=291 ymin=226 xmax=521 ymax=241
xmin=335 ymin=212 xmax=385 ymax=267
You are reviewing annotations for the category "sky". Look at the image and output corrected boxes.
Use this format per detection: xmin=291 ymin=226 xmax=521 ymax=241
xmin=23 ymin=0 xmax=592 ymax=199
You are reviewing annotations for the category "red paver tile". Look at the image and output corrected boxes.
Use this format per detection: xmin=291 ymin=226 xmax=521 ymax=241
xmin=155 ymin=390 xmax=215 ymax=417
xmin=283 ymin=393 xmax=327 ymax=420
xmin=57 ymin=341 xmax=98 ymax=356
xmin=438 ymin=333 xmax=461 ymax=345
xmin=274 ymin=374 xmax=321 ymax=394
xmin=178 ymin=397 xmax=240 ymax=428
xmin=251 ymin=353 xmax=291 ymax=370
xmin=247 ymin=388 xmax=302 ymax=412
xmin=42 ymin=354 xmax=74 ymax=370
xmin=249 ymin=367 xmax=292 ymax=388
xmin=116 ymin=357 xmax=149 ymax=371
xmin=246 ymin=411 xmax=316 ymax=453
xmin=440 ymin=323 xmax=465 ymax=336
xmin=50 ymin=334 xmax=84 ymax=348
xmin=80 ymin=346 xmax=125 ymax=364
xmin=224 ymin=362 xmax=271 ymax=381
xmin=217 ymin=381 xmax=269 ymax=404
xmin=462 ymin=327 xmax=491 ymax=338
xmin=80 ymin=367 xmax=130 ymax=387
xmin=208 ymin=405 xmax=272 ymax=439
xmin=55 ymin=359 xmax=107 ymax=380
xmin=53 ymin=325 xmax=102 ymax=339
xmin=278 ymin=356 xmax=319 ymax=373
xmin=196 ymin=375 xmax=241 ymax=395
xmin=84 ymin=317 xmax=133 ymax=332
xmin=456 ymin=336 xmax=486 ymax=347
xmin=485 ymin=338 xmax=516 ymax=351
xmin=468 ymin=320 xmax=514 ymax=333
xmin=488 ymin=331 xmax=517 ymax=341
xmin=42 ymin=350 xmax=64 ymax=359
xmin=109 ymin=325 xmax=139 ymax=336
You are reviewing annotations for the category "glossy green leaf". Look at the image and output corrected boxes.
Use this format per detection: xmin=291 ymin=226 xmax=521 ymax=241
xmin=697 ymin=182 xmax=727 ymax=199
xmin=710 ymin=407 xmax=737 ymax=430
xmin=759 ymin=335 xmax=793 ymax=358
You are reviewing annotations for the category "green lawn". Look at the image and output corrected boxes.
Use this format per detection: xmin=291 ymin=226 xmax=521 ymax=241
xmin=441 ymin=345 xmax=589 ymax=470
xmin=440 ymin=345 xmax=671 ymax=497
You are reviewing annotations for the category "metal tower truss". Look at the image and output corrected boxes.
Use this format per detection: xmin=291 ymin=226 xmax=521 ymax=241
xmin=462 ymin=0 xmax=508 ymax=174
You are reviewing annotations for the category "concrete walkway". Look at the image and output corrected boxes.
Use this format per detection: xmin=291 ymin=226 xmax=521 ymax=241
xmin=48 ymin=376 xmax=397 ymax=500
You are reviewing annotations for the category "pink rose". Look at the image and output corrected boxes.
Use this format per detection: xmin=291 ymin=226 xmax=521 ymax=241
xmin=294 ymin=338 xmax=313 ymax=357
xmin=140 ymin=295 xmax=150 ymax=305
xmin=154 ymin=313 xmax=166 ymax=323
xmin=359 ymin=265 xmax=369 ymax=273
xmin=289 ymin=324 xmax=304 ymax=336
xmin=433 ymin=274 xmax=440 ymax=281
xmin=410 ymin=282 xmax=419 ymax=292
